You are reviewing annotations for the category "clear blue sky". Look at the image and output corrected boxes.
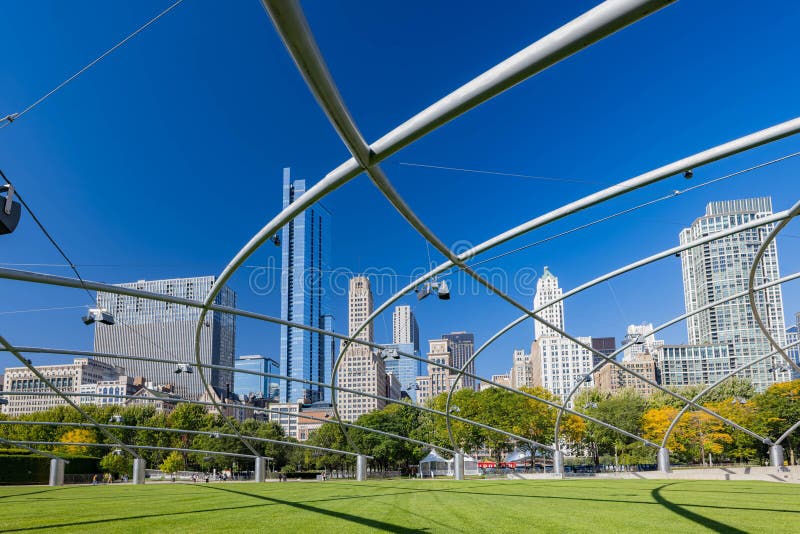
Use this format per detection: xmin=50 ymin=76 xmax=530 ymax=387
xmin=2 ymin=1 xmax=799 ymax=381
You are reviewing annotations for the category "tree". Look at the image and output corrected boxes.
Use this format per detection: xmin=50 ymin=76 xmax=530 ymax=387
xmin=59 ymin=428 xmax=96 ymax=455
xmin=160 ymin=451 xmax=184 ymax=475
xmin=100 ymin=452 xmax=132 ymax=478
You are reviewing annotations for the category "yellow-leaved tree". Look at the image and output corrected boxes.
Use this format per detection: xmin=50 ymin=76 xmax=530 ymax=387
xmin=59 ymin=428 xmax=96 ymax=454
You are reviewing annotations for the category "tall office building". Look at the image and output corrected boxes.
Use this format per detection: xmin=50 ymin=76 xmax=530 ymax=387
xmin=94 ymin=276 xmax=236 ymax=399
xmin=442 ymin=332 xmax=477 ymax=391
xmin=531 ymin=267 xmax=598 ymax=401
xmin=680 ymin=197 xmax=788 ymax=390
xmin=392 ymin=305 xmax=420 ymax=353
xmin=533 ymin=266 xmax=564 ymax=339
xmin=415 ymin=339 xmax=456 ymax=405
xmin=234 ymin=355 xmax=280 ymax=401
xmin=280 ymin=168 xmax=334 ymax=403
xmin=383 ymin=342 xmax=418 ymax=401
xmin=337 ymin=277 xmax=386 ymax=421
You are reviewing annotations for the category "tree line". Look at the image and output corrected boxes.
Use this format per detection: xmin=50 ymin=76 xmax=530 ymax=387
xmin=1 ymin=378 xmax=798 ymax=477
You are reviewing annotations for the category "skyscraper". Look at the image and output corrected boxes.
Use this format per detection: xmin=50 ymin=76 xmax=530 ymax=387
xmin=392 ymin=305 xmax=420 ymax=353
xmin=680 ymin=197 xmax=788 ymax=390
xmin=530 ymin=267 xmax=598 ymax=401
xmin=94 ymin=276 xmax=236 ymax=398
xmin=234 ymin=355 xmax=280 ymax=401
xmin=442 ymin=332 xmax=477 ymax=391
xmin=280 ymin=168 xmax=333 ymax=403
xmin=337 ymin=277 xmax=386 ymax=421
xmin=387 ymin=305 xmax=424 ymax=400
xmin=533 ymin=266 xmax=564 ymax=339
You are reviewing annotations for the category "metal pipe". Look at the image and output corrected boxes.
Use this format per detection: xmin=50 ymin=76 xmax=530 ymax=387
xmin=3 ymin=441 xmax=258 ymax=459
xmin=775 ymin=420 xmax=800 ymax=447
xmin=554 ymin=270 xmax=800 ymax=444
xmin=660 ymin=340 xmax=800 ymax=448
xmin=747 ymin=199 xmax=800 ymax=374
xmin=0 ymin=335 xmax=140 ymax=459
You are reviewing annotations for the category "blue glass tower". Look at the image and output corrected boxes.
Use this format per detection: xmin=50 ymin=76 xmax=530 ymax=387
xmin=234 ymin=355 xmax=280 ymax=401
xmin=280 ymin=168 xmax=332 ymax=403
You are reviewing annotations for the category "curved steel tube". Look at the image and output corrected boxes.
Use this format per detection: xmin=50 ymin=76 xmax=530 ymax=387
xmin=775 ymin=420 xmax=800 ymax=447
xmin=4 ymin=441 xmax=257 ymax=459
xmin=554 ymin=270 xmax=800 ymax=445
xmin=188 ymin=0 xmax=677 ymax=456
xmin=0 ymin=436 xmax=64 ymax=461
xmin=747 ymin=199 xmax=800 ymax=375
xmin=0 ymin=335 xmax=140 ymax=459
xmin=660 ymin=341 xmax=800 ymax=448
xmin=0 ymin=347 xmax=487 ymax=455
xmin=447 ymin=210 xmax=792 ymax=448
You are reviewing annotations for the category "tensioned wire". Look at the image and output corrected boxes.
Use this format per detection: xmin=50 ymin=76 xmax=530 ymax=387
xmin=0 ymin=0 xmax=185 ymax=128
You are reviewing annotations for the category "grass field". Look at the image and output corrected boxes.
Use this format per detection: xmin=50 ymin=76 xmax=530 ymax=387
xmin=1 ymin=478 xmax=799 ymax=533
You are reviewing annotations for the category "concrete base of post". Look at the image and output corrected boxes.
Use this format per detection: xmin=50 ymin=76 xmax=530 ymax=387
xmin=657 ymin=447 xmax=671 ymax=473
xmin=553 ymin=450 xmax=564 ymax=475
xmin=356 ymin=455 xmax=367 ymax=481
xmin=255 ymin=457 xmax=266 ymax=482
xmin=770 ymin=444 xmax=785 ymax=467
xmin=133 ymin=458 xmax=146 ymax=485
xmin=454 ymin=453 xmax=464 ymax=480
xmin=49 ymin=458 xmax=65 ymax=486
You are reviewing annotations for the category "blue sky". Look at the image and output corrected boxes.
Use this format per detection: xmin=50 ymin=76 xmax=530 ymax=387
xmin=1 ymin=0 xmax=799 ymax=381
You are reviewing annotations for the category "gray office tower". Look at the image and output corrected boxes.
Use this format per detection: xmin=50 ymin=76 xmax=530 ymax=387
xmin=280 ymin=168 xmax=334 ymax=403
xmin=442 ymin=332 xmax=477 ymax=390
xmin=94 ymin=276 xmax=236 ymax=399
xmin=680 ymin=197 xmax=788 ymax=391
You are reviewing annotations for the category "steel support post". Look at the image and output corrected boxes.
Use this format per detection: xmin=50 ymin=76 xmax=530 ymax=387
xmin=657 ymin=447 xmax=671 ymax=473
xmin=553 ymin=450 xmax=564 ymax=475
xmin=255 ymin=457 xmax=266 ymax=482
xmin=454 ymin=453 xmax=464 ymax=480
xmin=48 ymin=458 xmax=65 ymax=486
xmin=356 ymin=454 xmax=367 ymax=481
xmin=133 ymin=458 xmax=146 ymax=485
xmin=770 ymin=444 xmax=785 ymax=467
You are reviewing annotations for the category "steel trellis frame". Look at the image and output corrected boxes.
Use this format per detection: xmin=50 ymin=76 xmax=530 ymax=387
xmin=0 ymin=335 xmax=140 ymax=459
xmin=660 ymin=339 xmax=800 ymax=449
xmin=553 ymin=271 xmax=800 ymax=445
xmin=191 ymin=0 xmax=676 ymax=457
xmin=446 ymin=212 xmax=794 ymax=450
xmin=747 ymin=199 xmax=800 ymax=375
xmin=0 ymin=436 xmax=64 ymax=461
xmin=0 ymin=347 xmax=458 ymax=455
xmin=3 ymin=441 xmax=258 ymax=460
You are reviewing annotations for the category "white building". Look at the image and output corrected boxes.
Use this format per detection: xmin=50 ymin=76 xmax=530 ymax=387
xmin=337 ymin=277 xmax=386 ymax=421
xmin=680 ymin=197 xmax=788 ymax=390
xmin=80 ymin=376 xmax=138 ymax=406
xmin=2 ymin=358 xmax=123 ymax=416
xmin=510 ymin=349 xmax=533 ymax=389
xmin=531 ymin=267 xmax=598 ymax=401
xmin=533 ymin=266 xmax=565 ymax=339
xmin=392 ymin=305 xmax=420 ymax=353
xmin=622 ymin=323 xmax=664 ymax=362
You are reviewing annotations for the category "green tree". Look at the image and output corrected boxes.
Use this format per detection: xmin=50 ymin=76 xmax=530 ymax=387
xmin=160 ymin=450 xmax=184 ymax=475
xmin=99 ymin=452 xmax=132 ymax=478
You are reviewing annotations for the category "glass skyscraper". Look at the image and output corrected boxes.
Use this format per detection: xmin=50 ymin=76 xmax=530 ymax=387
xmin=680 ymin=197 xmax=788 ymax=391
xmin=234 ymin=355 xmax=280 ymax=401
xmin=280 ymin=168 xmax=333 ymax=403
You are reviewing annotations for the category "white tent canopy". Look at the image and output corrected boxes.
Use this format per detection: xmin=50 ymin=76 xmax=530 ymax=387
xmin=419 ymin=450 xmax=480 ymax=477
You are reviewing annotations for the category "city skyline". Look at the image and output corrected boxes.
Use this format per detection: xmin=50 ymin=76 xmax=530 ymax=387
xmin=2 ymin=1 xmax=799 ymax=385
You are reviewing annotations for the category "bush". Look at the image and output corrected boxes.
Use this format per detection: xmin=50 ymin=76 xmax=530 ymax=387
xmin=0 ymin=450 xmax=100 ymax=485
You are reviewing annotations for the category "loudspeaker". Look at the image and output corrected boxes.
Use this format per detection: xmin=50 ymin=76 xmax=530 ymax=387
xmin=0 ymin=198 xmax=21 ymax=235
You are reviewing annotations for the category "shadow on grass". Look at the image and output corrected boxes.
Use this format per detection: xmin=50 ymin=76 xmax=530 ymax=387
xmin=201 ymin=484 xmax=428 ymax=533
xmin=651 ymin=483 xmax=747 ymax=534
xmin=0 ymin=486 xmax=77 ymax=500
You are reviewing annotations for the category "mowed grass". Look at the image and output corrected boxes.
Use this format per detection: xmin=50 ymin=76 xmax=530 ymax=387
xmin=1 ymin=478 xmax=799 ymax=533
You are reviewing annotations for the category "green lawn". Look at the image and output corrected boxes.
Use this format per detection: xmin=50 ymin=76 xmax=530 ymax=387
xmin=1 ymin=478 xmax=798 ymax=533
